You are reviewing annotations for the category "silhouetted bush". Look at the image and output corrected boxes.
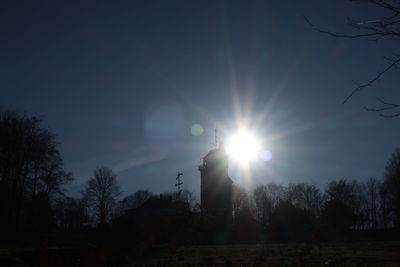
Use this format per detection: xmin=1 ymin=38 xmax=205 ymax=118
xmin=319 ymin=199 xmax=356 ymax=241
xmin=267 ymin=201 xmax=316 ymax=242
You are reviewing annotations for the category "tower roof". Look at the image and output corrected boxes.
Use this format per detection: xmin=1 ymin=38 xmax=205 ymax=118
xmin=203 ymin=143 xmax=227 ymax=161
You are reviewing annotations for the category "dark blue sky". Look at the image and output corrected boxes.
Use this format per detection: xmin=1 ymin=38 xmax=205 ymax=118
xmin=1 ymin=0 xmax=399 ymax=197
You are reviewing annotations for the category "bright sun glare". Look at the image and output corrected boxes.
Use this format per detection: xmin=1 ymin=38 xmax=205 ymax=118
xmin=227 ymin=130 xmax=260 ymax=164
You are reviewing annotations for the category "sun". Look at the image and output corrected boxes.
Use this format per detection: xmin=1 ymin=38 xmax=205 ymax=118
xmin=226 ymin=130 xmax=260 ymax=165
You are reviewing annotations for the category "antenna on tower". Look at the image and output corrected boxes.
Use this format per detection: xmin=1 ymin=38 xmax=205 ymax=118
xmin=213 ymin=128 xmax=218 ymax=148
xmin=175 ymin=172 xmax=183 ymax=199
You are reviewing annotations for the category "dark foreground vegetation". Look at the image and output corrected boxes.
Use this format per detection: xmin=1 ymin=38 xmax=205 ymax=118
xmin=2 ymin=241 xmax=400 ymax=266
xmin=2 ymin=109 xmax=400 ymax=266
xmin=117 ymin=242 xmax=400 ymax=266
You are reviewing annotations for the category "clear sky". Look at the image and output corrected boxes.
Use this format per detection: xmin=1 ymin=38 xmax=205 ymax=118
xmin=1 ymin=0 xmax=399 ymax=197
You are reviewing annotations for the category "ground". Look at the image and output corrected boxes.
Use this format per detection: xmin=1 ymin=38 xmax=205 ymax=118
xmin=130 ymin=242 xmax=400 ymax=266
xmin=1 ymin=241 xmax=400 ymax=266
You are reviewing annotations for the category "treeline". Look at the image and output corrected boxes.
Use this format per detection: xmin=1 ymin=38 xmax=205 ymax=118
xmin=2 ymin=109 xmax=400 ymax=244
xmin=229 ymin=149 xmax=400 ymax=242
xmin=53 ymin=155 xmax=400 ymax=243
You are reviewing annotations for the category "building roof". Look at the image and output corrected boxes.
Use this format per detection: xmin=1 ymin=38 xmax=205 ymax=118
xmin=203 ymin=143 xmax=227 ymax=161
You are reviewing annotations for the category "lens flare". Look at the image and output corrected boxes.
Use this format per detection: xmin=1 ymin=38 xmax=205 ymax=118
xmin=191 ymin=124 xmax=204 ymax=136
xmin=227 ymin=130 xmax=260 ymax=164
xmin=260 ymin=150 xmax=272 ymax=161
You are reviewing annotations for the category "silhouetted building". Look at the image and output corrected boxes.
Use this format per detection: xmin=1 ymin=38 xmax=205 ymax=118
xmin=198 ymin=143 xmax=232 ymax=220
xmin=113 ymin=194 xmax=190 ymax=229
xmin=117 ymin=194 xmax=189 ymax=222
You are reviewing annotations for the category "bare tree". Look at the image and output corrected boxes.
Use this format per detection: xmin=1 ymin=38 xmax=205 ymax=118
xmin=179 ymin=189 xmax=197 ymax=209
xmin=0 ymin=110 xmax=72 ymax=231
xmin=83 ymin=166 xmax=121 ymax=225
xmin=253 ymin=183 xmax=286 ymax=227
xmin=54 ymin=197 xmax=91 ymax=230
xmin=365 ymin=177 xmax=381 ymax=229
xmin=382 ymin=148 xmax=400 ymax=226
xmin=253 ymin=185 xmax=273 ymax=227
xmin=307 ymin=0 xmax=400 ymax=117
xmin=324 ymin=179 xmax=367 ymax=228
xmin=379 ymin=179 xmax=392 ymax=228
xmin=232 ymin=185 xmax=256 ymax=225
xmin=286 ymin=183 xmax=323 ymax=216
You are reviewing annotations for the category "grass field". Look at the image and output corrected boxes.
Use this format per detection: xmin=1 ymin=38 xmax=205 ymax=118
xmin=129 ymin=242 xmax=400 ymax=266
xmin=1 ymin=241 xmax=400 ymax=266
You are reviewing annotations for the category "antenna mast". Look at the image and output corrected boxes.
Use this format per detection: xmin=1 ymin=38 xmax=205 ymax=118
xmin=175 ymin=172 xmax=183 ymax=199
xmin=214 ymin=128 xmax=218 ymax=148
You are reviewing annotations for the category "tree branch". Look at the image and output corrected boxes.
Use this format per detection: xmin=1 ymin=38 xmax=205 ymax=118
xmin=306 ymin=0 xmax=400 ymax=117
xmin=304 ymin=16 xmax=383 ymax=39
xmin=365 ymin=97 xmax=400 ymax=117
xmin=343 ymin=57 xmax=400 ymax=103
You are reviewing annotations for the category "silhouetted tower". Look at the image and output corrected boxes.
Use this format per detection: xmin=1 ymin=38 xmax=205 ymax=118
xmin=198 ymin=143 xmax=232 ymax=220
